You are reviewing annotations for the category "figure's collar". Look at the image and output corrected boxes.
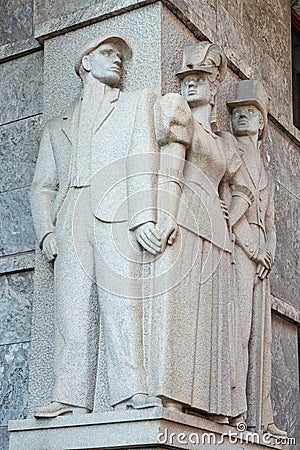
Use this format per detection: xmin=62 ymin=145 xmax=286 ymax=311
xmin=80 ymin=83 xmax=120 ymax=103
xmin=194 ymin=118 xmax=217 ymax=139
xmin=236 ymin=135 xmax=260 ymax=153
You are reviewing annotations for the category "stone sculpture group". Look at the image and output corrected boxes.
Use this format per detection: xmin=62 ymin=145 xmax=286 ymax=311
xmin=30 ymin=34 xmax=287 ymax=438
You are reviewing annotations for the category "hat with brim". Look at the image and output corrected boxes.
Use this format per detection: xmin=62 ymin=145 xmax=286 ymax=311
xmin=176 ymin=64 xmax=217 ymax=79
xmin=75 ymin=34 xmax=132 ymax=76
xmin=176 ymin=41 xmax=227 ymax=82
xmin=227 ymin=80 xmax=269 ymax=137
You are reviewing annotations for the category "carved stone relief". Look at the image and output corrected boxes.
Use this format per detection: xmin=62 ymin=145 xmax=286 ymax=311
xmin=29 ymin=35 xmax=287 ymax=439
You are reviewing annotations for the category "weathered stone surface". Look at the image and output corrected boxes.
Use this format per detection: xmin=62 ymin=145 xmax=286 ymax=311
xmin=242 ymin=0 xmax=290 ymax=68
xmin=34 ymin=0 xmax=99 ymax=24
xmin=179 ymin=0 xmax=217 ymax=35
xmin=265 ymin=0 xmax=291 ymax=23
xmin=271 ymin=314 xmax=299 ymax=384
xmin=271 ymin=377 xmax=300 ymax=443
xmin=161 ymin=6 xmax=196 ymax=95
xmin=263 ymin=124 xmax=300 ymax=310
xmin=271 ymin=314 xmax=299 ymax=441
xmin=0 ymin=426 xmax=9 ymax=450
xmin=0 ymin=115 xmax=42 ymax=192
xmin=0 ymin=0 xmax=33 ymax=47
xmin=218 ymin=0 xmax=243 ymax=24
xmin=166 ymin=0 xmax=216 ymax=42
xmin=215 ymin=2 xmax=293 ymax=132
xmin=216 ymin=4 xmax=256 ymax=78
xmin=0 ymin=251 xmax=35 ymax=275
xmin=34 ymin=0 xmax=146 ymax=26
xmin=0 ymin=342 xmax=30 ymax=426
xmin=271 ymin=295 xmax=300 ymax=324
xmin=0 ymin=52 xmax=43 ymax=125
xmin=294 ymin=3 xmax=300 ymax=18
xmin=0 ymin=188 xmax=35 ymax=256
xmin=217 ymin=68 xmax=240 ymax=132
xmin=271 ymin=188 xmax=300 ymax=311
xmin=218 ymin=0 xmax=296 ymax=139
xmin=34 ymin=0 xmax=155 ymax=39
xmin=0 ymin=38 xmax=41 ymax=63
xmin=0 ymin=272 xmax=33 ymax=345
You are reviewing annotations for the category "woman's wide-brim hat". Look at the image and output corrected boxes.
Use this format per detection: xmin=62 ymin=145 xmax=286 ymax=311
xmin=75 ymin=34 xmax=132 ymax=76
xmin=176 ymin=41 xmax=227 ymax=83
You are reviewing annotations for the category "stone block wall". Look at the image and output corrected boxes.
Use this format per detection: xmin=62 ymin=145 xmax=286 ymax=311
xmin=0 ymin=24 xmax=43 ymax=450
xmin=0 ymin=1 xmax=299 ymax=448
xmin=0 ymin=3 xmax=43 ymax=445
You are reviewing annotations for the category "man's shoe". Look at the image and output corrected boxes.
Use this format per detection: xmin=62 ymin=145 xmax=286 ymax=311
xmin=265 ymin=423 xmax=287 ymax=438
xmin=229 ymin=413 xmax=246 ymax=428
xmin=208 ymin=414 xmax=229 ymax=424
xmin=34 ymin=402 xmax=73 ymax=418
xmin=163 ymin=400 xmax=182 ymax=412
xmin=128 ymin=394 xmax=162 ymax=409
xmin=114 ymin=394 xmax=162 ymax=410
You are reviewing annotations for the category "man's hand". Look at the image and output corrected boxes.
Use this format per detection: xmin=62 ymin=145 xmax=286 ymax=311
xmin=42 ymin=233 xmax=58 ymax=262
xmin=255 ymin=248 xmax=272 ymax=269
xmin=135 ymin=222 xmax=163 ymax=255
xmin=220 ymin=200 xmax=229 ymax=221
xmin=156 ymin=213 xmax=178 ymax=250
xmin=255 ymin=248 xmax=273 ymax=280
xmin=256 ymin=263 xmax=269 ymax=280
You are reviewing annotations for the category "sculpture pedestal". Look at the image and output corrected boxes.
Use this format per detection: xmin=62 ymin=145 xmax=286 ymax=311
xmin=9 ymin=407 xmax=286 ymax=450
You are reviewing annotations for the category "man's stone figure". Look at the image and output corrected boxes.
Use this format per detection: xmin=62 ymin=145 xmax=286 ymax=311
xmin=228 ymin=80 xmax=287 ymax=437
xmin=30 ymin=34 xmax=162 ymax=418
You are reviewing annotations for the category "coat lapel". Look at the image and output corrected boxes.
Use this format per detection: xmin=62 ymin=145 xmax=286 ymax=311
xmin=61 ymin=100 xmax=80 ymax=147
xmin=94 ymin=88 xmax=120 ymax=134
xmin=258 ymin=162 xmax=268 ymax=191
xmin=60 ymin=87 xmax=120 ymax=144
xmin=239 ymin=140 xmax=260 ymax=187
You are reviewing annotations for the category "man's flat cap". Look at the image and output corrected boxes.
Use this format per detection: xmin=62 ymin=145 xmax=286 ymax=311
xmin=75 ymin=34 xmax=132 ymax=76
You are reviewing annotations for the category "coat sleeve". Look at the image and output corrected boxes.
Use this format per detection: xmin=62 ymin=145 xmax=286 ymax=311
xmin=232 ymin=215 xmax=259 ymax=260
xmin=127 ymin=90 xmax=160 ymax=230
xmin=155 ymin=93 xmax=192 ymax=185
xmin=30 ymin=121 xmax=58 ymax=247
xmin=220 ymin=131 xmax=254 ymax=206
xmin=265 ymin=179 xmax=276 ymax=262
xmin=154 ymin=93 xmax=193 ymax=223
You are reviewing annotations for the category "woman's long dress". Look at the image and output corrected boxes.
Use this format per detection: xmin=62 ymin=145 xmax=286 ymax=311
xmin=147 ymin=96 xmax=248 ymax=418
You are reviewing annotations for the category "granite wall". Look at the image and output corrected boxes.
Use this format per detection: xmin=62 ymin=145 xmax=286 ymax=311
xmin=0 ymin=49 xmax=43 ymax=450
xmin=0 ymin=0 xmax=299 ymax=448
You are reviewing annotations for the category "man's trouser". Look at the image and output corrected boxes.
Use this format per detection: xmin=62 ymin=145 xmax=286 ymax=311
xmin=53 ymin=187 xmax=147 ymax=410
xmin=235 ymin=246 xmax=273 ymax=431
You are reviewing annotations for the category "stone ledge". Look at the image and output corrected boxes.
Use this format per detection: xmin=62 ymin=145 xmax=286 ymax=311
xmin=271 ymin=295 xmax=300 ymax=324
xmin=0 ymin=38 xmax=41 ymax=63
xmin=269 ymin=115 xmax=300 ymax=150
xmin=8 ymin=407 xmax=287 ymax=450
xmin=33 ymin=0 xmax=214 ymax=43
xmin=0 ymin=251 xmax=35 ymax=275
xmin=34 ymin=0 xmax=156 ymax=42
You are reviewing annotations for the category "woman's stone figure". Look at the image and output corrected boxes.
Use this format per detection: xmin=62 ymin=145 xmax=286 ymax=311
xmin=149 ymin=42 xmax=253 ymax=424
